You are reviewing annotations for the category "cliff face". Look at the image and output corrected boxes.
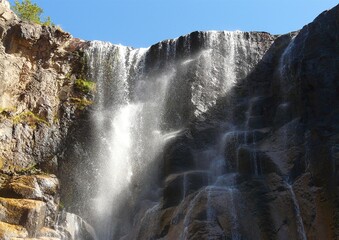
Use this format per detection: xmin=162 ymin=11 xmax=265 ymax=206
xmin=120 ymin=6 xmax=339 ymax=240
xmin=0 ymin=3 xmax=89 ymax=173
xmin=60 ymin=31 xmax=275 ymax=240
xmin=0 ymin=2 xmax=94 ymax=239
xmin=0 ymin=1 xmax=338 ymax=239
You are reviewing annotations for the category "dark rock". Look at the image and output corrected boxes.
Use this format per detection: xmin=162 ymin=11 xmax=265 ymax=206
xmin=163 ymin=137 xmax=195 ymax=176
xmin=248 ymin=96 xmax=274 ymax=117
xmin=163 ymin=170 xmax=209 ymax=208
xmin=237 ymin=145 xmax=279 ymax=176
xmin=247 ymin=116 xmax=268 ymax=129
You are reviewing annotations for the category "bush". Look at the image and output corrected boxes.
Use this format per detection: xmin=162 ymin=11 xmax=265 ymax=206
xmin=12 ymin=0 xmax=53 ymax=26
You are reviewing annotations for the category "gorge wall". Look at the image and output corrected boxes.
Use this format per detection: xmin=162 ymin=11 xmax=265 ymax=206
xmin=0 ymin=1 xmax=338 ymax=239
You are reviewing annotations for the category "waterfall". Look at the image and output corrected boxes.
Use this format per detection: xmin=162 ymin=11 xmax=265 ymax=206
xmin=83 ymin=31 xmax=267 ymax=239
xmin=86 ymin=42 xmax=176 ymax=239
xmin=286 ymin=184 xmax=307 ymax=240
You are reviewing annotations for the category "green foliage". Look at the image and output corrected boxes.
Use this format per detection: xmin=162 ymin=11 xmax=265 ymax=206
xmin=58 ymin=201 xmax=65 ymax=210
xmin=70 ymin=97 xmax=93 ymax=110
xmin=12 ymin=111 xmax=49 ymax=126
xmin=43 ymin=16 xmax=52 ymax=26
xmin=12 ymin=0 xmax=53 ymax=26
xmin=0 ymin=108 xmax=49 ymax=126
xmin=74 ymin=79 xmax=96 ymax=94
xmin=16 ymin=163 xmax=41 ymax=175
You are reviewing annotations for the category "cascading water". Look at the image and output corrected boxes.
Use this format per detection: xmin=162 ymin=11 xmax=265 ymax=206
xmin=86 ymin=42 xmax=177 ymax=239
xmin=286 ymin=184 xmax=307 ymax=240
xmin=82 ymin=31 xmax=269 ymax=239
xmin=279 ymin=34 xmax=308 ymax=240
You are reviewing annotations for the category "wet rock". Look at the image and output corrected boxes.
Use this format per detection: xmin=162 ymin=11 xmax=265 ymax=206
xmin=163 ymin=171 xmax=209 ymax=208
xmin=237 ymin=145 xmax=278 ymax=176
xmin=248 ymin=96 xmax=274 ymax=117
xmin=223 ymin=130 xmax=268 ymax=171
xmin=186 ymin=220 xmax=225 ymax=240
xmin=273 ymin=102 xmax=293 ymax=127
xmin=56 ymin=212 xmax=98 ymax=240
xmin=163 ymin=137 xmax=195 ymax=175
xmin=38 ymin=227 xmax=62 ymax=238
xmin=159 ymin=185 xmax=264 ymax=240
xmin=247 ymin=116 xmax=268 ymax=129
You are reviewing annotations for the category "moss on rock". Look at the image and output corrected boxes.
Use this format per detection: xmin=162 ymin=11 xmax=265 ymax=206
xmin=74 ymin=79 xmax=96 ymax=94
xmin=70 ymin=97 xmax=93 ymax=110
xmin=12 ymin=111 xmax=49 ymax=126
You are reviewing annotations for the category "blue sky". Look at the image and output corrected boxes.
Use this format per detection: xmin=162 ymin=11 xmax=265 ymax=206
xmin=9 ymin=0 xmax=338 ymax=48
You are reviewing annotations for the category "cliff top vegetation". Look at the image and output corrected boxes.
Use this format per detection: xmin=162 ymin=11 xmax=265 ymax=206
xmin=12 ymin=0 xmax=52 ymax=26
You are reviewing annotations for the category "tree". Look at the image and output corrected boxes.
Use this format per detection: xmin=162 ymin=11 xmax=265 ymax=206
xmin=12 ymin=0 xmax=53 ymax=26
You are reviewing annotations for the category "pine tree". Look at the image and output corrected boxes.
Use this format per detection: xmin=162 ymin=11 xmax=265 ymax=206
xmin=12 ymin=0 xmax=52 ymax=26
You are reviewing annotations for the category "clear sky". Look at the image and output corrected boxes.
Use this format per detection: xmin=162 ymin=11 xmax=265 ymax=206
xmin=8 ymin=0 xmax=338 ymax=48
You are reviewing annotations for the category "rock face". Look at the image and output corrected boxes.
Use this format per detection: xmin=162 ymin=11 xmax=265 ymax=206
xmin=0 ymin=1 xmax=339 ymax=240
xmin=0 ymin=0 xmax=93 ymax=174
xmin=0 ymin=2 xmax=95 ymax=240
xmin=134 ymin=5 xmax=338 ymax=240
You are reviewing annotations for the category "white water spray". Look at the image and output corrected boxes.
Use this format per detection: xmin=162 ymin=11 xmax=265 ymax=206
xmin=84 ymin=31 xmax=266 ymax=239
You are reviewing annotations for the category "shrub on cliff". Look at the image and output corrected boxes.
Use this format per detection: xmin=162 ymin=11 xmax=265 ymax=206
xmin=12 ymin=0 xmax=53 ymax=26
